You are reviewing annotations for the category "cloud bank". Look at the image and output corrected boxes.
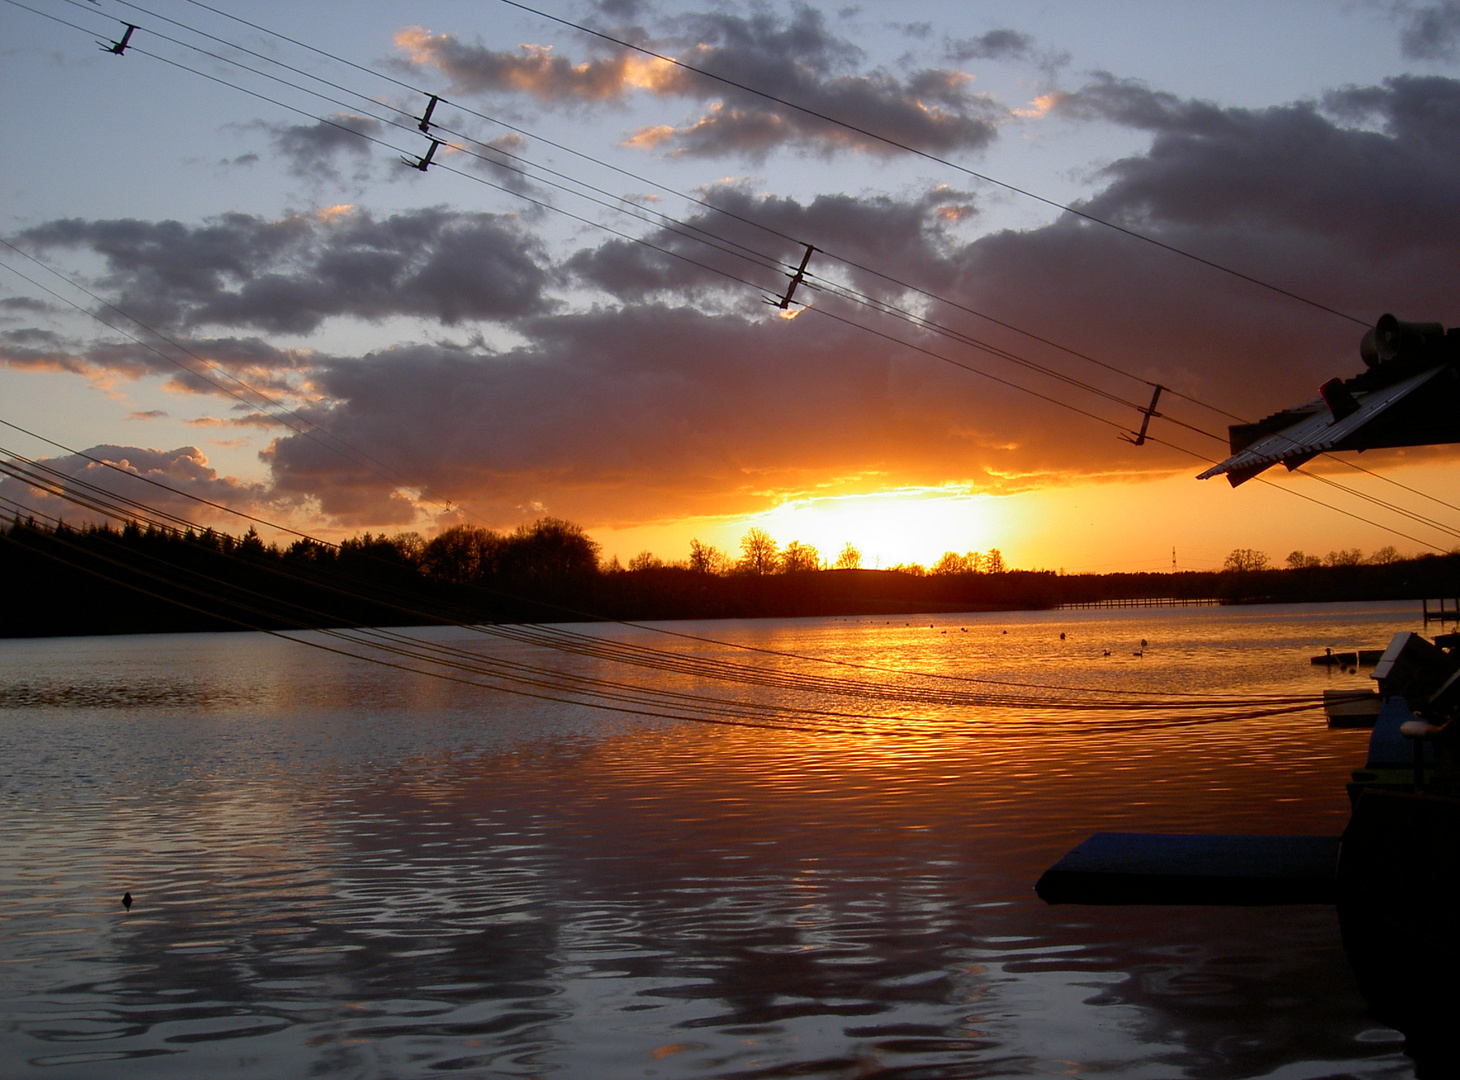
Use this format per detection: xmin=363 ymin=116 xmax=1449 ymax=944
xmin=8 ymin=64 xmax=1460 ymax=533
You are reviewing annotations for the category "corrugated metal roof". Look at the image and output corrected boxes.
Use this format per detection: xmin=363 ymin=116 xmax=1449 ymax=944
xmin=1197 ymin=366 xmax=1446 ymax=481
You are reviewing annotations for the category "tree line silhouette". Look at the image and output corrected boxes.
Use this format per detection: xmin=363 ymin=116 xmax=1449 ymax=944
xmin=618 ymin=527 xmax=1009 ymax=577
xmin=2 ymin=515 xmax=1457 ymax=638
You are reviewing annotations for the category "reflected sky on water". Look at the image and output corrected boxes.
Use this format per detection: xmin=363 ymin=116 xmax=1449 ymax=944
xmin=0 ymin=603 xmax=1426 ymax=1078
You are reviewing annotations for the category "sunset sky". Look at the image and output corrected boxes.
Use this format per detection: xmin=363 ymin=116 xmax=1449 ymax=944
xmin=3 ymin=0 xmax=1460 ymax=573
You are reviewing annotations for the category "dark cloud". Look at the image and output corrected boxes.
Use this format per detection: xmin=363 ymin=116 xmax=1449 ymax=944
xmin=920 ymin=73 xmax=1460 ymax=447
xmin=0 ymin=339 xmax=91 ymax=376
xmin=1397 ymin=1 xmax=1460 ymax=61
xmin=565 ymin=184 xmax=975 ymax=304
xmin=396 ymin=6 xmax=1003 ymax=159
xmin=1052 ymin=74 xmax=1460 ymax=262
xmin=394 ymin=28 xmax=647 ymax=103
xmin=133 ymin=337 xmax=314 ymax=402
xmin=589 ymin=0 xmax=651 ymax=20
xmin=465 ymin=132 xmax=539 ymax=192
xmin=16 ymin=207 xmax=553 ymax=334
xmin=184 ymin=412 xmax=290 ymax=429
xmin=1045 ymin=73 xmax=1188 ymax=128
xmin=944 ymin=27 xmax=1068 ymax=78
xmin=264 ymin=101 xmax=540 ymax=195
xmin=266 ymin=114 xmax=383 ymax=181
xmin=946 ymin=29 xmax=1035 ymax=62
xmin=0 ymin=296 xmax=56 ymax=315
xmin=1 ymin=326 xmax=68 ymax=347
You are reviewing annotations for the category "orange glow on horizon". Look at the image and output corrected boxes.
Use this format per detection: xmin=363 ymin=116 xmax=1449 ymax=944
xmin=597 ymin=486 xmax=1007 ymax=571
xmin=591 ymin=463 xmax=1459 ymax=577
xmin=743 ymin=487 xmax=1003 ymax=568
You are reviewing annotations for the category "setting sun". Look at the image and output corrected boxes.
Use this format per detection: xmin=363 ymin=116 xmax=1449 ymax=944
xmin=739 ymin=487 xmax=1003 ymax=568
xmin=595 ymin=486 xmax=1007 ymax=570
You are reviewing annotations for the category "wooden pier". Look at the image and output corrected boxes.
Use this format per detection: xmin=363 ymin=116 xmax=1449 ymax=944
xmin=1058 ymin=597 xmax=1221 ymax=611
xmin=1422 ymin=598 xmax=1460 ymax=624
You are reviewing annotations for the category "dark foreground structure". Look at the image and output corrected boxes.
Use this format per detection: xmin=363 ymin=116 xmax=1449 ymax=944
xmin=1035 ymin=833 xmax=1341 ymax=905
xmin=1037 ymin=626 xmax=1460 ymax=1078
xmin=1201 ymin=313 xmax=1460 ymax=485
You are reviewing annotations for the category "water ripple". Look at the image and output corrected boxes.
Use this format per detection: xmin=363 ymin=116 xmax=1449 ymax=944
xmin=0 ymin=604 xmax=1423 ymax=1078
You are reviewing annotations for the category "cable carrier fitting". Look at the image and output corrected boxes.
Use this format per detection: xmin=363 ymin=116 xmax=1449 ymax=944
xmin=99 ymin=23 xmax=137 ymax=55
xmin=764 ymin=243 xmax=818 ymax=310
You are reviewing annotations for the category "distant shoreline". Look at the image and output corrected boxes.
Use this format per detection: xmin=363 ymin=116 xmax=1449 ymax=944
xmin=4 ymin=519 xmax=1457 ymax=640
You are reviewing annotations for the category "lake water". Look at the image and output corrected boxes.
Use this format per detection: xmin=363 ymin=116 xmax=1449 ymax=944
xmin=0 ymin=601 xmax=1430 ymax=1078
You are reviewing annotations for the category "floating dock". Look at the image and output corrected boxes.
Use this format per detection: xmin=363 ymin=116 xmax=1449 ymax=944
xmin=1310 ymin=649 xmax=1384 ymax=666
xmin=1035 ymin=832 xmax=1341 ymax=905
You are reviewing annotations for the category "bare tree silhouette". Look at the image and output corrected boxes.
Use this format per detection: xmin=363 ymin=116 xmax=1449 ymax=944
xmin=738 ymin=528 xmax=778 ymax=575
xmin=779 ymin=540 xmax=820 ymax=573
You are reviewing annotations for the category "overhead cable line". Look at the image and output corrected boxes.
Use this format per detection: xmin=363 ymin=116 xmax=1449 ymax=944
xmin=54 ymin=0 xmax=1282 ymax=430
xmin=6 ymin=2 xmax=1408 ymax=460
xmin=11 ymin=2 xmax=1457 ymax=551
xmin=1328 ymin=454 xmax=1460 ymax=518
xmin=12 ymin=47 xmax=1452 ymax=552
xmin=0 ymin=415 xmax=1341 ymax=707
xmin=0 ymin=242 xmax=470 ymax=522
xmin=495 ymin=0 xmax=1368 ymax=328
xmin=20 ymin=1 xmax=1274 ymax=445
xmin=800 ymin=308 xmax=1453 ymax=554
xmin=10 ymin=20 xmax=1199 ymax=448
xmin=1293 ymin=467 xmax=1460 ymax=542
xmin=175 ymin=0 xmax=422 ymax=92
xmin=804 ymin=304 xmax=1131 ymax=434
xmin=117 ymin=0 xmax=1256 ymax=424
xmin=1 ymin=517 xmax=1319 ymax=736
xmin=0 ymin=478 xmax=1321 ymax=724
xmin=801 ymin=275 xmax=1224 ymax=437
xmin=0 ymin=427 xmax=1317 ymax=707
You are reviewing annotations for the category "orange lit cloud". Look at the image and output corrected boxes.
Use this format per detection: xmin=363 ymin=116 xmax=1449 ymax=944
xmin=1013 ymin=92 xmax=1066 ymax=119
xmin=394 ymin=10 xmax=1003 ymax=159
xmin=394 ymin=28 xmax=675 ymax=102
xmin=183 ymin=413 xmax=289 ymax=429
xmin=624 ymin=124 xmax=677 ymax=150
